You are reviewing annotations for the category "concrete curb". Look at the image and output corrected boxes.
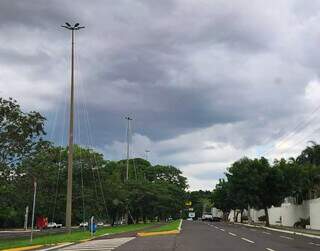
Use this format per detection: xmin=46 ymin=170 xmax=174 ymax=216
xmin=137 ymin=219 xmax=182 ymax=237
xmin=137 ymin=230 xmax=180 ymax=237
xmin=234 ymin=222 xmax=320 ymax=240
xmin=2 ymin=245 xmax=44 ymax=251
xmin=178 ymin=219 xmax=183 ymax=231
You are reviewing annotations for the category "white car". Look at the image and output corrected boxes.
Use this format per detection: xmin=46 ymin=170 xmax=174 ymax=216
xmin=79 ymin=222 xmax=88 ymax=228
xmin=202 ymin=213 xmax=213 ymax=221
xmin=47 ymin=222 xmax=62 ymax=228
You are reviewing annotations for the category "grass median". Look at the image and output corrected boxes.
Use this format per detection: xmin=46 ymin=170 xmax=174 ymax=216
xmin=137 ymin=219 xmax=181 ymax=237
xmin=0 ymin=223 xmax=156 ymax=250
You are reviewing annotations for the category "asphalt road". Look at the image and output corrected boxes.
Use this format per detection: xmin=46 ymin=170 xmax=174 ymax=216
xmin=115 ymin=220 xmax=320 ymax=251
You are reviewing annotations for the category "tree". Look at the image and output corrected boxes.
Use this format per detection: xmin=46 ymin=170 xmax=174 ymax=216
xmin=212 ymin=179 xmax=235 ymax=220
xmin=0 ymin=98 xmax=45 ymax=227
xmin=251 ymin=158 xmax=286 ymax=226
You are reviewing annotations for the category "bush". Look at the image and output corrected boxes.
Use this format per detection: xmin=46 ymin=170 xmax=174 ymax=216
xmin=294 ymin=218 xmax=310 ymax=229
xmin=241 ymin=215 xmax=248 ymax=221
xmin=258 ymin=215 xmax=266 ymax=222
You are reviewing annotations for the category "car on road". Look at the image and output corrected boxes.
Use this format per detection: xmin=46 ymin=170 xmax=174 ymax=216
xmin=202 ymin=213 xmax=213 ymax=221
xmin=47 ymin=222 xmax=62 ymax=228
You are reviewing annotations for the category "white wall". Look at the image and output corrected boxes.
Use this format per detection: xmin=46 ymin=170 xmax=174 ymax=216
xmin=281 ymin=200 xmax=310 ymax=227
xmin=224 ymin=198 xmax=320 ymax=230
xmin=249 ymin=209 xmax=265 ymax=222
xmin=310 ymin=198 xmax=320 ymax=230
xmin=268 ymin=206 xmax=281 ymax=225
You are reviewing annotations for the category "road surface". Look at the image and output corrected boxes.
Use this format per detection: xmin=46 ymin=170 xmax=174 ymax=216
xmin=38 ymin=220 xmax=320 ymax=250
xmin=115 ymin=220 xmax=320 ymax=251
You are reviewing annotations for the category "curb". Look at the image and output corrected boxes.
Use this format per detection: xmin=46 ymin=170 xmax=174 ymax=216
xmin=137 ymin=230 xmax=180 ymax=237
xmin=137 ymin=219 xmax=183 ymax=237
xmin=234 ymin=222 xmax=320 ymax=240
xmin=2 ymin=245 xmax=44 ymax=251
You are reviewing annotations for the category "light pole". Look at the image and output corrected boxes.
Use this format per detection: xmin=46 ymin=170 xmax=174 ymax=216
xmin=145 ymin=150 xmax=150 ymax=161
xmin=30 ymin=179 xmax=37 ymax=242
xmin=62 ymin=22 xmax=85 ymax=232
xmin=125 ymin=116 xmax=133 ymax=181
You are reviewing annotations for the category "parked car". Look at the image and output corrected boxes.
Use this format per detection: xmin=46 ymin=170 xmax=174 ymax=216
xmin=79 ymin=222 xmax=88 ymax=228
xmin=202 ymin=213 xmax=213 ymax=221
xmin=47 ymin=222 xmax=62 ymax=228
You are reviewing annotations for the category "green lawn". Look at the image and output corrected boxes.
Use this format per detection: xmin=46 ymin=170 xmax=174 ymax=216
xmin=0 ymin=223 xmax=156 ymax=250
xmin=146 ymin=219 xmax=181 ymax=232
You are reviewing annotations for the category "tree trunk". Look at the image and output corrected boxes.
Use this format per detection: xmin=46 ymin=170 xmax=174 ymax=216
xmin=264 ymin=207 xmax=270 ymax=227
xmin=235 ymin=211 xmax=239 ymax=223
xmin=240 ymin=209 xmax=244 ymax=223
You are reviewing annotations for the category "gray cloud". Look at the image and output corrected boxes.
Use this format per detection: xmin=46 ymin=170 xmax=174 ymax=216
xmin=1 ymin=0 xmax=320 ymax=189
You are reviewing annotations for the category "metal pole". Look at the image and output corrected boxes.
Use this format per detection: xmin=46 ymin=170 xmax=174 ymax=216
xmin=125 ymin=117 xmax=132 ymax=181
xmin=24 ymin=206 xmax=29 ymax=231
xmin=62 ymin=22 xmax=84 ymax=233
xmin=30 ymin=180 xmax=37 ymax=242
xmin=90 ymin=216 xmax=94 ymax=236
xmin=66 ymin=28 xmax=75 ymax=232
xmin=145 ymin=150 xmax=150 ymax=161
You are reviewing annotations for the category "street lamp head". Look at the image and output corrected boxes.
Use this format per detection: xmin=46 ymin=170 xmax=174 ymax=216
xmin=62 ymin=22 xmax=85 ymax=30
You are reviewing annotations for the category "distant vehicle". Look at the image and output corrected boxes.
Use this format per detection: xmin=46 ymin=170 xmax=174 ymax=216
xmin=97 ymin=222 xmax=104 ymax=227
xmin=211 ymin=207 xmax=223 ymax=222
xmin=47 ymin=222 xmax=62 ymax=228
xmin=36 ymin=216 xmax=48 ymax=230
xmin=187 ymin=218 xmax=193 ymax=221
xmin=79 ymin=222 xmax=88 ymax=228
xmin=202 ymin=213 xmax=213 ymax=221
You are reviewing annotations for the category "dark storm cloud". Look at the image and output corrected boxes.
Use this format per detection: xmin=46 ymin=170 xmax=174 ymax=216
xmin=2 ymin=0 xmax=320 ymax=189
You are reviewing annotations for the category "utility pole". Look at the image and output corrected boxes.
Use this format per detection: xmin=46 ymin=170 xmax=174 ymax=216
xmin=125 ymin=116 xmax=132 ymax=181
xmin=145 ymin=150 xmax=150 ymax=161
xmin=30 ymin=179 xmax=37 ymax=242
xmin=24 ymin=206 xmax=29 ymax=231
xmin=62 ymin=22 xmax=85 ymax=232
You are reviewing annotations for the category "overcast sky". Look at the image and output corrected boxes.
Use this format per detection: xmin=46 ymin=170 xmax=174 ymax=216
xmin=2 ymin=0 xmax=320 ymax=190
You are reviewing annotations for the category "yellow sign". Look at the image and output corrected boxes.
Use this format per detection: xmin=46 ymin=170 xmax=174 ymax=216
xmin=185 ymin=201 xmax=192 ymax=206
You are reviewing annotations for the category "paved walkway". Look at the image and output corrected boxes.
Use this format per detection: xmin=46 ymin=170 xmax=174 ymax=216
xmin=58 ymin=237 xmax=135 ymax=251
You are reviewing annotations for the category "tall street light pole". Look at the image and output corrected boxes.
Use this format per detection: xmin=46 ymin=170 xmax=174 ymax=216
xmin=125 ymin=116 xmax=132 ymax=181
xmin=145 ymin=150 xmax=150 ymax=161
xmin=62 ymin=22 xmax=85 ymax=232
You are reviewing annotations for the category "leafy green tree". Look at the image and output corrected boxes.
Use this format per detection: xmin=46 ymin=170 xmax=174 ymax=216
xmin=0 ymin=98 xmax=45 ymax=227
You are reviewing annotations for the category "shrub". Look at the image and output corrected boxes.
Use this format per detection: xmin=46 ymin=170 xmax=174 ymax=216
xmin=258 ymin=215 xmax=266 ymax=222
xmin=294 ymin=218 xmax=310 ymax=229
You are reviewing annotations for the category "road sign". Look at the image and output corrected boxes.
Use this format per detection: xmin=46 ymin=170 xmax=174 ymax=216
xmin=188 ymin=212 xmax=195 ymax=218
xmin=185 ymin=201 xmax=192 ymax=206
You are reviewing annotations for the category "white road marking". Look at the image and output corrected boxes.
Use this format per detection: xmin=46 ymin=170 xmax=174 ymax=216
xmin=220 ymin=228 xmax=225 ymax=232
xmin=266 ymin=248 xmax=276 ymax=251
xmin=40 ymin=243 xmax=73 ymax=251
xmin=60 ymin=237 xmax=135 ymax=251
xmin=214 ymin=226 xmax=219 ymax=229
xmin=280 ymin=235 xmax=293 ymax=240
xmin=241 ymin=237 xmax=255 ymax=243
xmin=309 ymin=242 xmax=320 ymax=246
xmin=228 ymin=232 xmax=237 ymax=236
xmin=262 ymin=231 xmax=271 ymax=235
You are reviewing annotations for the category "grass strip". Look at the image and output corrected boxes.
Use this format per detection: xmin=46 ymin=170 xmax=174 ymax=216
xmin=144 ymin=219 xmax=181 ymax=233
